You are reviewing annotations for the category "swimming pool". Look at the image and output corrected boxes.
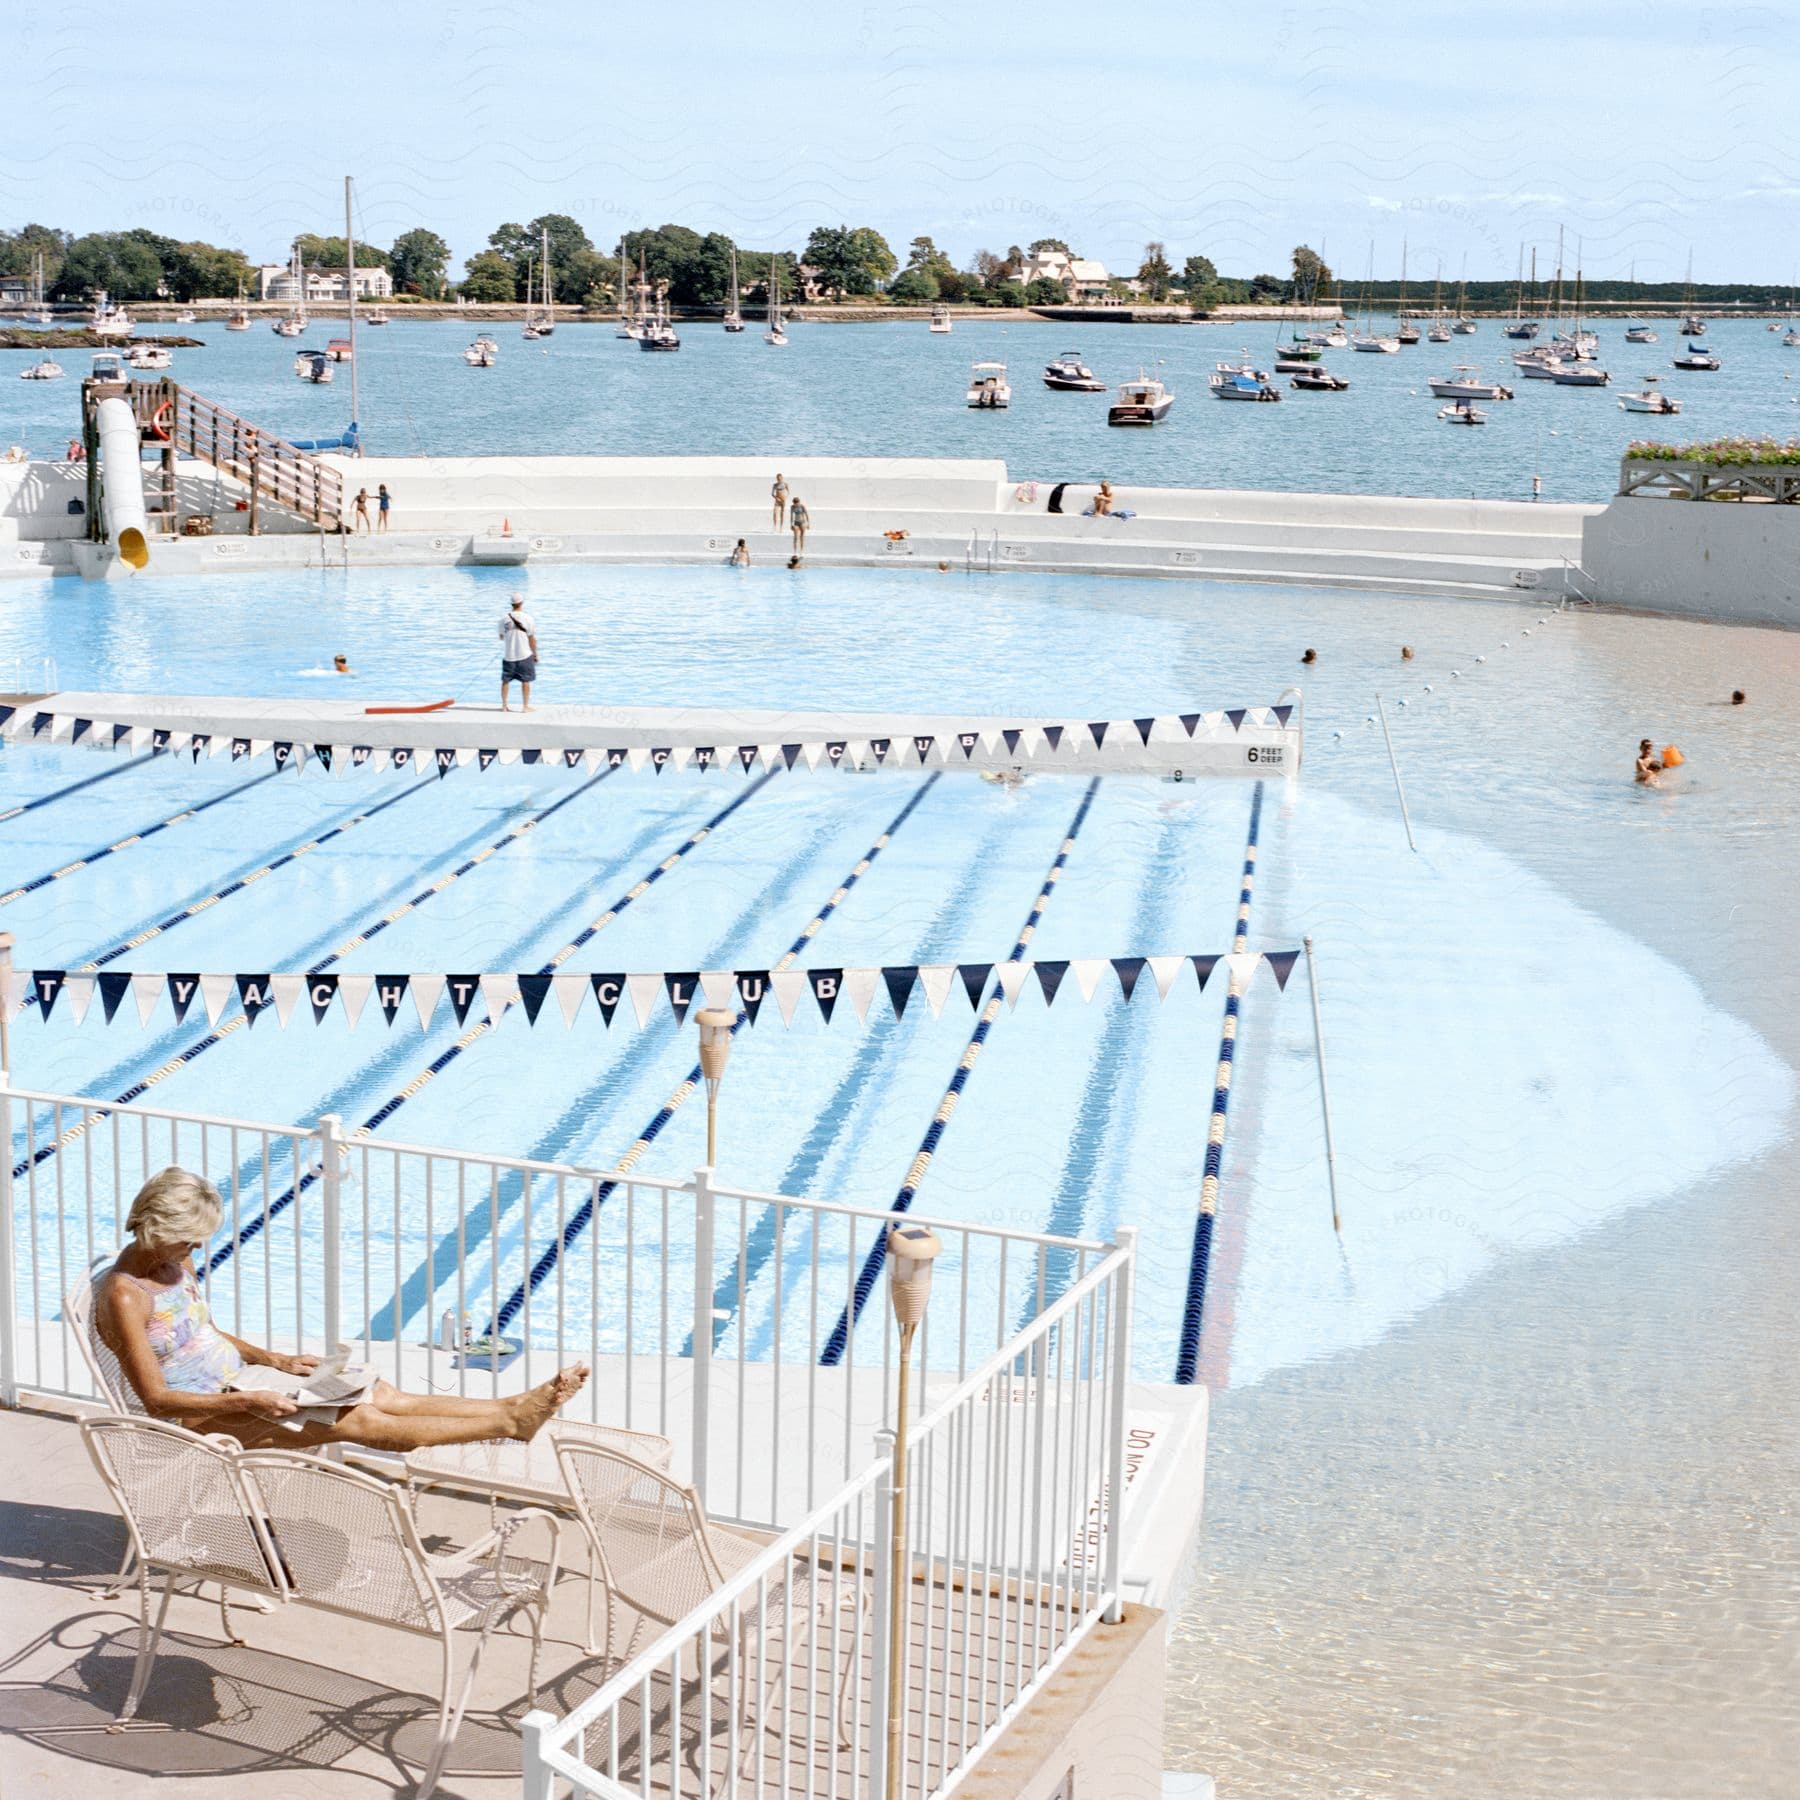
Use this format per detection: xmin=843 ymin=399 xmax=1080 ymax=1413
xmin=3 ymin=560 xmax=1796 ymax=1792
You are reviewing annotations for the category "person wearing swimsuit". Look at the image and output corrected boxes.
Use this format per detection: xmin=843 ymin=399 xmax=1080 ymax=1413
xmin=95 ymin=1167 xmax=587 ymax=1451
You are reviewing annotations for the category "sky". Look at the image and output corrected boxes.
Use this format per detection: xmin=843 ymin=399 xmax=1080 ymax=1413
xmin=7 ymin=1 xmax=1799 ymax=282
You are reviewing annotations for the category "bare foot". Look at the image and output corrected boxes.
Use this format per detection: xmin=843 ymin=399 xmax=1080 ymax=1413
xmin=510 ymin=1362 xmax=589 ymax=1440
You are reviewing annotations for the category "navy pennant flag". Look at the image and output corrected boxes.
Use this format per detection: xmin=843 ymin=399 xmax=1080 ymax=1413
xmin=153 ymin=728 xmax=172 ymax=751
xmin=1088 ymin=721 xmax=1109 ymax=749
xmin=521 ymin=748 xmax=542 ymax=767
xmin=31 ymin=712 xmax=53 ymax=736
xmin=33 ymin=970 xmax=66 ymax=1019
xmin=870 ymin=738 xmax=891 ymax=764
xmin=435 ymin=748 xmax=456 ymax=778
xmin=308 ymin=973 xmax=339 ymax=1023
xmin=826 ymin=741 xmax=847 ymax=766
xmin=589 ymin=973 xmax=625 ymax=1026
xmin=958 ymin=731 xmax=979 ymax=760
xmin=1035 ymin=960 xmax=1069 ymax=1006
xmin=650 ymin=747 xmax=671 ymax=773
xmin=231 ymin=738 xmax=251 ymax=761
xmin=1271 ymin=704 xmax=1293 ymax=727
xmin=608 ymin=748 xmax=629 ymax=768
xmin=735 ymin=970 xmax=768 ymax=1024
xmin=1134 ymin=717 xmax=1156 ymax=746
xmin=72 ymin=718 xmax=92 ymax=744
xmin=445 ymin=975 xmax=482 ymax=1025
xmin=957 ymin=963 xmax=992 ymax=1011
xmin=167 ymin=974 xmax=200 ymax=1023
xmin=664 ymin=971 xmax=700 ymax=1025
xmin=391 ymin=747 xmax=413 ymax=771
xmin=0 ymin=704 xmax=14 ymax=730
xmin=1043 ymin=725 xmax=1064 ymax=752
xmin=112 ymin=722 xmax=131 ymax=746
xmin=1112 ymin=956 xmax=1146 ymax=1002
xmin=190 ymin=733 xmax=211 ymax=762
xmin=1224 ymin=709 xmax=1247 ymax=731
xmin=736 ymin=745 xmax=758 ymax=771
xmin=517 ymin=973 xmax=554 ymax=1024
xmin=352 ymin=745 xmax=372 ymax=767
xmin=1263 ymin=949 xmax=1301 ymax=990
xmin=235 ymin=974 xmax=273 ymax=1026
xmin=98 ymin=971 xmax=133 ymax=1023
xmin=808 ymin=968 xmax=843 ymax=1023
xmin=563 ymin=748 xmax=583 ymax=769
xmin=374 ymin=975 xmax=410 ymax=1026
xmin=273 ymin=741 xmax=294 ymax=769
xmin=1002 ymin=728 xmax=1022 ymax=757
xmin=695 ymin=746 xmax=716 ymax=770
xmin=781 ymin=744 xmax=803 ymax=770
xmin=882 ymin=966 xmax=916 ymax=1018
xmin=912 ymin=735 xmax=935 ymax=764
xmin=313 ymin=744 xmax=333 ymax=771
xmin=479 ymin=748 xmax=499 ymax=770
xmin=1192 ymin=953 xmax=1220 ymax=991
xmin=1179 ymin=713 xmax=1200 ymax=737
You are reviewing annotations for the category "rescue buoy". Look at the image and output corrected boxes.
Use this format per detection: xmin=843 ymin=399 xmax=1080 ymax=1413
xmin=147 ymin=400 xmax=173 ymax=442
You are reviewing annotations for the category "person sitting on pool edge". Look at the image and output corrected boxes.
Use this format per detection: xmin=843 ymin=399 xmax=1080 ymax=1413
xmin=729 ymin=539 xmax=749 ymax=566
xmin=93 ymin=1166 xmax=588 ymax=1451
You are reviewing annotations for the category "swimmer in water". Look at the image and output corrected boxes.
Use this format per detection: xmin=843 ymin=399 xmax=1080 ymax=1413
xmin=1634 ymin=739 xmax=1662 ymax=786
xmin=980 ymin=770 xmax=1026 ymax=790
xmin=1302 ymin=648 xmax=1318 ymax=665
xmin=1731 ymin=690 xmax=1746 ymax=705
xmin=333 ymin=654 xmax=354 ymax=675
xmin=1401 ymin=645 xmax=1415 ymax=660
xmin=728 ymin=539 xmax=749 ymax=567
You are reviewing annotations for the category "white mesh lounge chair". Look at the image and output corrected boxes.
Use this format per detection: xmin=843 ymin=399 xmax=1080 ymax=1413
xmin=82 ymin=1415 xmax=562 ymax=1799
xmin=552 ymin=1439 xmax=861 ymax=1775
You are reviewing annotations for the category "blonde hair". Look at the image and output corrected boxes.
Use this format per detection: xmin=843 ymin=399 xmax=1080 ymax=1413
xmin=125 ymin=1167 xmax=224 ymax=1246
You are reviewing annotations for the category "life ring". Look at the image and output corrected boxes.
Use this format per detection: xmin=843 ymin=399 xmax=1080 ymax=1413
xmin=146 ymin=401 xmax=173 ymax=443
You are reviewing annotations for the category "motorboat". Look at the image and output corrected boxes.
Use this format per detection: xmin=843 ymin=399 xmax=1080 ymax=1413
xmin=1680 ymin=313 xmax=1705 ymax=336
xmin=1108 ymin=372 xmax=1174 ymax=425
xmin=1043 ymin=350 xmax=1105 ymax=392
xmin=226 ymin=309 xmax=250 ymax=330
xmin=1275 ymin=356 xmax=1321 ymax=374
xmin=325 ymin=338 xmax=353 ymax=362
xmin=1513 ymin=347 xmax=1568 ymax=379
xmin=174 ymin=310 xmax=196 ymax=324
xmin=966 ymin=361 xmax=1011 ymax=408
xmin=1429 ymin=367 xmax=1513 ymax=399
xmin=1624 ymin=323 xmax=1658 ymax=344
xmin=1453 ymin=316 xmax=1479 ymax=335
xmin=1672 ymin=341 xmax=1720 ymax=370
xmin=463 ymin=339 xmax=497 ymax=367
xmin=638 ymin=319 xmax=681 ymax=351
xmin=18 ymin=358 xmax=63 ymax=380
xmin=723 ymin=246 xmax=745 ymax=332
xmin=1550 ymin=327 xmax=1599 ymax=362
xmin=273 ymin=313 xmax=306 ymax=337
xmin=364 ymin=308 xmax=389 ymax=326
xmin=124 ymin=343 xmax=171 ymax=370
xmin=1503 ymin=319 xmax=1541 ymax=340
xmin=1785 ymin=327 xmax=1800 ymax=348
xmin=295 ymin=350 xmax=333 ymax=382
xmin=89 ymin=291 xmax=134 ymax=338
xmin=1210 ymin=359 xmax=1281 ymax=400
xmin=1438 ymin=400 xmax=1486 ymax=425
xmin=929 ymin=304 xmax=952 ymax=334
xmin=1619 ymin=375 xmax=1681 ymax=415
xmin=90 ymin=352 xmax=125 ymax=383
xmin=1289 ymin=368 xmax=1351 ymax=391
xmin=1552 ymin=363 xmax=1610 ymax=386
xmin=1352 ymin=332 xmax=1400 ymax=353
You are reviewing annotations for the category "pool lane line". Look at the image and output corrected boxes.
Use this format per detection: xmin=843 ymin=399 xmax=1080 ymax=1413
xmin=207 ymin=768 xmax=778 ymax=1273
xmin=1 ymin=768 xmax=286 ymax=908
xmin=17 ymin=781 xmax=431 ymax=1004
xmin=1173 ymin=779 xmax=1264 ymax=1386
xmin=485 ymin=772 xmax=944 ymax=1341
xmin=10 ymin=763 xmax=622 ymax=1182
xmin=820 ymin=776 xmax=1102 ymax=1367
xmin=0 ymin=750 xmax=162 ymax=825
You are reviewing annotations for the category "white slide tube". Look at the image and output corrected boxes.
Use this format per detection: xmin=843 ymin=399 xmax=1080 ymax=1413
xmin=93 ymin=394 xmax=149 ymax=569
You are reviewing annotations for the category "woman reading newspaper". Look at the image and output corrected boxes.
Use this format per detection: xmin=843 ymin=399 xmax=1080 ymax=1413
xmin=94 ymin=1168 xmax=587 ymax=1450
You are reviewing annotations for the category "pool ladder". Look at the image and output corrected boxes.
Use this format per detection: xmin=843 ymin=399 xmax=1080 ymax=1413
xmin=965 ymin=527 xmax=998 ymax=573
xmin=8 ymin=654 xmax=58 ymax=693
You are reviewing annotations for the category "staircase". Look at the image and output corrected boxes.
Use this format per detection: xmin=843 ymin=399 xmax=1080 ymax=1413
xmin=114 ymin=379 xmax=345 ymax=533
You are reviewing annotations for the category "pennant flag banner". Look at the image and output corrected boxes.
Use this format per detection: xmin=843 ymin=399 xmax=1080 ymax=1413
xmin=4 ymin=951 xmax=1305 ymax=1034
xmin=1 ymin=698 xmax=1303 ymax=782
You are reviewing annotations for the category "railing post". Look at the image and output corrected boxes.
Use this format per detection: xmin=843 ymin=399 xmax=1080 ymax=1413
xmin=317 ymin=1114 xmax=343 ymax=1354
xmin=1102 ymin=1227 xmax=1137 ymax=1624
xmin=0 ymin=931 xmax=17 ymax=1407
xmin=519 ymin=1709 xmax=557 ymax=1800
xmin=691 ymin=1165 xmax=715 ymax=1506
xmin=868 ymin=1425 xmax=896 ymax=1800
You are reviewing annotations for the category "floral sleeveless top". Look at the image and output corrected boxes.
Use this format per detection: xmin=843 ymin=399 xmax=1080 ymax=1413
xmin=125 ymin=1265 xmax=243 ymax=1393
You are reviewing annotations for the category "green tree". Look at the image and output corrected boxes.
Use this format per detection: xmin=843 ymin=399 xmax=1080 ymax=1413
xmin=1291 ymin=244 xmax=1332 ymax=299
xmin=1028 ymin=237 xmax=1071 ymax=254
xmin=162 ymin=240 xmax=255 ymax=300
xmin=988 ymin=277 xmax=1026 ymax=308
xmin=1182 ymin=253 xmax=1224 ymax=312
xmin=54 ymin=232 xmax=164 ymax=300
xmin=887 ymin=267 xmax=940 ymax=303
xmin=803 ymin=224 xmax=895 ymax=297
xmin=459 ymin=249 xmax=519 ymax=302
xmin=0 ymin=222 xmax=71 ymax=285
xmin=1025 ymin=276 xmax=1066 ymax=306
xmin=294 ymin=234 xmax=391 ymax=273
xmin=905 ymin=235 xmax=952 ymax=277
xmin=564 ymin=246 xmax=618 ymax=307
xmin=1247 ymin=271 xmax=1285 ymax=303
xmin=491 ymin=214 xmax=594 ymax=297
xmin=389 ymin=228 xmax=451 ymax=297
xmin=1137 ymin=240 xmax=1174 ymax=301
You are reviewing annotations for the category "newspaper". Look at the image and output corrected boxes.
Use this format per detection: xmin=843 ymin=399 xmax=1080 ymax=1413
xmin=227 ymin=1349 xmax=376 ymax=1429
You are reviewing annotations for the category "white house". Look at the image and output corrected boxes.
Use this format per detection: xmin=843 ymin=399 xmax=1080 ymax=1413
xmin=258 ymin=263 xmax=395 ymax=303
xmin=1016 ymin=248 xmax=1116 ymax=303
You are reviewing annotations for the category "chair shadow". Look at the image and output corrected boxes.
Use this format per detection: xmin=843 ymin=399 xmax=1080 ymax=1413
xmin=0 ymin=1495 xmax=128 ymax=1586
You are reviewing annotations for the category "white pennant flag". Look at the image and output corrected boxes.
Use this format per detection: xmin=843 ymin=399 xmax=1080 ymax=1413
xmin=338 ymin=974 xmax=372 ymax=1030
xmin=668 ymin=745 xmax=693 ymax=773
xmin=64 ymin=976 xmax=96 ymax=1025
xmin=1224 ymin=951 xmax=1262 ymax=990
xmin=129 ymin=726 xmax=153 ymax=752
xmin=980 ymin=728 xmax=1002 ymax=756
xmin=330 ymin=744 xmax=351 ymax=775
xmin=758 ymin=743 xmax=782 ymax=773
xmin=0 ymin=970 xmax=26 ymax=1023
xmin=199 ymin=973 xmax=233 ymax=1025
xmin=131 ymin=971 xmax=162 ymax=1025
xmin=411 ymin=974 xmax=444 ymax=1031
xmin=455 ymin=747 xmax=477 ymax=768
xmin=270 ymin=975 xmax=304 ymax=1027
xmin=919 ymin=964 xmax=954 ymax=1018
xmin=844 ymin=966 xmax=879 ymax=1023
xmin=1202 ymin=711 xmax=1224 ymax=731
xmin=1246 ymin=707 xmax=1269 ymax=728
xmin=1072 ymin=959 xmax=1107 ymax=1002
xmin=249 ymin=739 xmax=272 ymax=761
xmin=699 ymin=970 xmax=737 ymax=1011
xmin=498 ymin=747 xmax=521 ymax=766
xmin=844 ymin=739 xmax=869 ymax=771
xmin=554 ymin=972 xmax=587 ymax=1027
xmin=627 ymin=747 xmax=652 ymax=774
xmin=480 ymin=975 xmax=516 ymax=1023
xmin=771 ymin=969 xmax=807 ymax=1027
xmin=626 ymin=972 xmax=663 ymax=1027
xmin=1148 ymin=955 xmax=1184 ymax=1001
xmin=48 ymin=715 xmax=73 ymax=744
xmin=996 ymin=961 xmax=1031 ymax=1008
xmin=795 ymin=742 xmax=821 ymax=771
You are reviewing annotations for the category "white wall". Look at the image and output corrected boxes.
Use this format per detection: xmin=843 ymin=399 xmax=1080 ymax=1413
xmin=1582 ymin=496 xmax=1800 ymax=628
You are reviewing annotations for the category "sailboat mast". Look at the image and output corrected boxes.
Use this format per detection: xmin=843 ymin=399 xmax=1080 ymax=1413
xmin=345 ymin=174 xmax=360 ymax=442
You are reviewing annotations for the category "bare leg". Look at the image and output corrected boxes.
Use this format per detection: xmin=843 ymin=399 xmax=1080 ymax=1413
xmin=521 ymin=681 xmax=532 ymax=712
xmin=501 ymin=680 xmax=512 ymax=711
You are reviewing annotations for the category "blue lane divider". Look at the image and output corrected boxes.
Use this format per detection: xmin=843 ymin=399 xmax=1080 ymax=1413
xmin=820 ymin=776 xmax=1102 ymax=1368
xmin=208 ymin=768 xmax=771 ymax=1274
xmin=11 ymin=764 xmax=619 ymax=1183
xmin=17 ymin=781 xmax=429 ymax=1007
xmin=1173 ymin=779 xmax=1265 ymax=1385
xmin=1 ymin=767 xmax=284 ymax=907
xmin=0 ymin=750 xmax=162 ymax=825
xmin=486 ymin=774 xmax=943 ymax=1341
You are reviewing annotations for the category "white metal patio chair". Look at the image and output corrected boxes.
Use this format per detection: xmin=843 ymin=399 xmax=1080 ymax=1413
xmin=82 ymin=1415 xmax=562 ymax=1799
xmin=551 ymin=1438 xmax=862 ymax=1781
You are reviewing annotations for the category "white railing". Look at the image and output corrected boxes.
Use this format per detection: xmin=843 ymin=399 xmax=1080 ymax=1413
xmin=521 ymin=1240 xmax=1135 ymax=1799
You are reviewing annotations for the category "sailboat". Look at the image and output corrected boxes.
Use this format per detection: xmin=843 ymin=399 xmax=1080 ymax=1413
xmin=524 ymin=223 xmax=556 ymax=339
xmin=764 ymin=257 xmax=788 ymax=345
xmin=1678 ymin=253 xmax=1704 ymax=335
xmin=272 ymin=244 xmax=307 ymax=336
xmin=226 ymin=277 xmax=251 ymax=330
xmin=1504 ymin=246 xmax=1541 ymax=339
xmin=24 ymin=251 xmax=53 ymax=326
xmin=638 ymin=277 xmax=680 ymax=351
xmin=1395 ymin=241 xmax=1421 ymax=344
xmin=723 ymin=246 xmax=745 ymax=332
xmin=1783 ymin=279 xmax=1800 ymax=347
xmin=1427 ymin=264 xmax=1452 ymax=342
xmin=1352 ymin=248 xmax=1399 ymax=352
xmin=1453 ymin=261 xmax=1478 ymax=333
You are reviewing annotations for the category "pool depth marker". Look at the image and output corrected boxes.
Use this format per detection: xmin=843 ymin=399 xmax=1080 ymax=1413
xmin=0 ymin=750 xmax=161 ymax=825
xmin=10 ymin=764 xmax=621 ymax=1180
xmin=1173 ymin=780 xmax=1264 ymax=1385
xmin=821 ymin=776 xmax=1102 ymax=1365
xmin=485 ymin=773 xmax=945 ymax=1340
xmin=1 ymin=768 xmax=284 ymax=908
xmin=207 ymin=769 xmax=778 ymax=1269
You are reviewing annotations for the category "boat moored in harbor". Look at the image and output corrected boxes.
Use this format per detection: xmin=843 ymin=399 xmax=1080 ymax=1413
xmin=1552 ymin=362 xmax=1610 ymax=386
xmin=1624 ymin=323 xmax=1658 ymax=343
xmin=124 ymin=343 xmax=171 ymax=371
xmin=1043 ymin=350 xmax=1105 ymax=391
xmin=1289 ymin=367 xmax=1351 ymax=390
xmin=966 ymin=361 xmax=1010 ymax=408
xmin=928 ymin=304 xmax=952 ymax=334
xmin=18 ymin=357 xmax=63 ymax=380
xmin=1428 ymin=366 xmax=1513 ymax=399
xmin=1107 ymin=371 xmax=1174 ymax=424
xmin=463 ymin=336 xmax=498 ymax=367
xmin=1619 ymin=374 xmax=1682 ymax=414
xmin=1672 ymin=341 xmax=1720 ymax=370
xmin=295 ymin=349 xmax=333 ymax=382
xmin=1210 ymin=358 xmax=1282 ymax=400
xmin=1438 ymin=399 xmax=1486 ymax=424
